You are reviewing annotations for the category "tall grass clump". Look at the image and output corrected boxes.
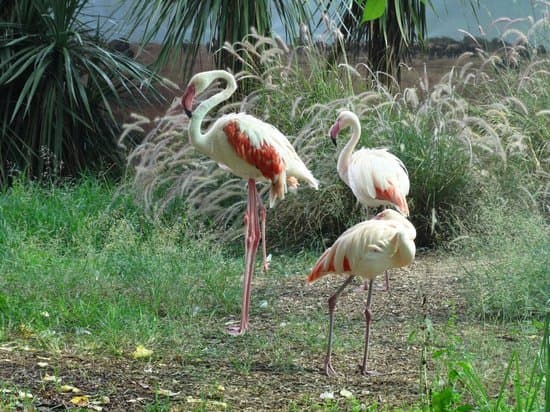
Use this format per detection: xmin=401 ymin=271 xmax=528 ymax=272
xmin=0 ymin=177 xmax=243 ymax=350
xmin=461 ymin=195 xmax=549 ymax=321
xmin=416 ymin=316 xmax=548 ymax=411
xmin=122 ymin=14 xmax=549 ymax=250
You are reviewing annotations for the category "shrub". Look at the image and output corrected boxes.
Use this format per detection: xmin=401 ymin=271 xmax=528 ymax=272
xmin=0 ymin=0 xmax=165 ymax=185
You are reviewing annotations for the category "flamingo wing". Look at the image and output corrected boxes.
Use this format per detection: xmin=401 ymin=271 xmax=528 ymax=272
xmin=348 ymin=149 xmax=410 ymax=215
xmin=308 ymin=220 xmax=402 ymax=282
xmin=218 ymin=114 xmax=317 ymax=206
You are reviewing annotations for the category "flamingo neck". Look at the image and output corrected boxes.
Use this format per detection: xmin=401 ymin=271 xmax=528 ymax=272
xmin=337 ymin=116 xmax=361 ymax=185
xmin=188 ymin=71 xmax=237 ymax=155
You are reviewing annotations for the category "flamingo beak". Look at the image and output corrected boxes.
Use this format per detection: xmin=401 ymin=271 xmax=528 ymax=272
xmin=181 ymin=84 xmax=195 ymax=118
xmin=329 ymin=120 xmax=340 ymax=146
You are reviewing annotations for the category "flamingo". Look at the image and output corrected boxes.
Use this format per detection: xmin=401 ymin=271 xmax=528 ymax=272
xmin=308 ymin=209 xmax=416 ymax=376
xmin=329 ymin=110 xmax=410 ymax=291
xmin=181 ymin=70 xmax=319 ymax=335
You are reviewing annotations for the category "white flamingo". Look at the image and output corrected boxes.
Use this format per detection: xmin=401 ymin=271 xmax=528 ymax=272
xmin=308 ymin=209 xmax=416 ymax=376
xmin=329 ymin=110 xmax=410 ymax=290
xmin=181 ymin=70 xmax=319 ymax=335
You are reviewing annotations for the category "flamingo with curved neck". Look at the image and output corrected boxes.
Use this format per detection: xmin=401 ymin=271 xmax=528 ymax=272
xmin=181 ymin=70 xmax=318 ymax=335
xmin=330 ymin=110 xmax=410 ymax=291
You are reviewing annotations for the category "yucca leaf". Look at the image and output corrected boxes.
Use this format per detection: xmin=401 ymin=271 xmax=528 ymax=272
xmin=0 ymin=0 xmax=165 ymax=183
xmin=362 ymin=0 xmax=388 ymax=23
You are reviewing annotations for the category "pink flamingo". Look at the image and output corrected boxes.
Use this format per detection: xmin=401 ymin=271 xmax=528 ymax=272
xmin=329 ymin=110 xmax=410 ymax=291
xmin=308 ymin=209 xmax=416 ymax=376
xmin=182 ymin=70 xmax=319 ymax=335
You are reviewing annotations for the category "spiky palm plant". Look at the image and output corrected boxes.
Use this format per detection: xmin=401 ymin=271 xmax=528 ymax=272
xmin=0 ymin=0 xmax=163 ymax=185
xmin=125 ymin=0 xmax=313 ymax=77
xmin=336 ymin=0 xmax=429 ymax=84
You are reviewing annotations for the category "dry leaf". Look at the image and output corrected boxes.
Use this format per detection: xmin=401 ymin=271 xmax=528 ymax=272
xmin=37 ymin=361 xmax=49 ymax=368
xmin=126 ymin=397 xmax=147 ymax=403
xmin=70 ymin=395 xmax=90 ymax=406
xmin=18 ymin=323 xmax=34 ymax=338
xmin=209 ymin=400 xmax=228 ymax=408
xmin=18 ymin=391 xmax=33 ymax=399
xmin=43 ymin=373 xmax=61 ymax=383
xmin=97 ymin=396 xmax=110 ymax=404
xmin=155 ymin=388 xmax=179 ymax=397
xmin=340 ymin=388 xmax=353 ymax=398
xmin=132 ymin=345 xmax=153 ymax=359
xmin=60 ymin=385 xmax=81 ymax=393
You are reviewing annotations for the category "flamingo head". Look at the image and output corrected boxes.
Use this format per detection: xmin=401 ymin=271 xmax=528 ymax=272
xmin=181 ymin=71 xmax=221 ymax=118
xmin=329 ymin=110 xmax=358 ymax=146
xmin=181 ymin=84 xmax=195 ymax=117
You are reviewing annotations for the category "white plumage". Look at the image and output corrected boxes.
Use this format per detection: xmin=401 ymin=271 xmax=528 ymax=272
xmin=308 ymin=209 xmax=416 ymax=376
xmin=181 ymin=70 xmax=318 ymax=335
xmin=330 ymin=110 xmax=410 ymax=216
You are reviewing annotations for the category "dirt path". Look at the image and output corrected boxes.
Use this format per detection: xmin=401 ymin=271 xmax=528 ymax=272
xmin=0 ymin=254 xmax=480 ymax=410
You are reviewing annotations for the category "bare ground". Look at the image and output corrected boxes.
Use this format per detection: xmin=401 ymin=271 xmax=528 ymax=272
xmin=0 ymin=253 xmax=496 ymax=411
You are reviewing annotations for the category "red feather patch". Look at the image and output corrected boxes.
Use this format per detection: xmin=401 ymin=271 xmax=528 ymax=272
xmin=343 ymin=255 xmax=351 ymax=272
xmin=224 ymin=121 xmax=283 ymax=180
xmin=375 ymin=185 xmax=408 ymax=214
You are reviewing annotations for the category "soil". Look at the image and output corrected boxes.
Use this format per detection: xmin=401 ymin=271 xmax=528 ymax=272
xmin=0 ymin=253 xmax=473 ymax=411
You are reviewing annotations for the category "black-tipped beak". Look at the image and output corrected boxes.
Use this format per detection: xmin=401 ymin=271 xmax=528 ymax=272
xmin=184 ymin=108 xmax=192 ymax=118
xmin=329 ymin=120 xmax=340 ymax=147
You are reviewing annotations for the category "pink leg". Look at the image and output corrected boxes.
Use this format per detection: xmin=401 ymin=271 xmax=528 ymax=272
xmin=357 ymin=271 xmax=389 ymax=293
xmin=324 ymin=275 xmax=354 ymax=376
xmin=360 ymin=279 xmax=377 ymax=375
xmin=227 ymin=179 xmax=260 ymax=336
xmin=257 ymin=192 xmax=268 ymax=273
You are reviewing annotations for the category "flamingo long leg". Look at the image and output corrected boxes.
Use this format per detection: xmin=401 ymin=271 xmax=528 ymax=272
xmin=360 ymin=279 xmax=375 ymax=375
xmin=325 ymin=275 xmax=355 ymax=376
xmin=257 ymin=190 xmax=268 ymax=273
xmin=360 ymin=271 xmax=390 ymax=292
xmin=228 ymin=179 xmax=260 ymax=336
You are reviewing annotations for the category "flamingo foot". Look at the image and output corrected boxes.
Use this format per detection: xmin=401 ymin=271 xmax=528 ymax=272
xmin=226 ymin=321 xmax=249 ymax=336
xmin=324 ymin=357 xmax=338 ymax=377
xmin=358 ymin=365 xmax=381 ymax=376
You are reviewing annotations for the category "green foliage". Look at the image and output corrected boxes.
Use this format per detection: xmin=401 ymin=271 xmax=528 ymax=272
xmin=339 ymin=0 xmax=429 ymax=82
xmin=126 ymin=0 xmax=312 ymax=77
xmin=415 ymin=317 xmax=547 ymax=411
xmin=0 ymin=177 xmax=243 ymax=349
xmin=461 ymin=200 xmax=549 ymax=322
xmin=362 ymin=0 xmax=388 ymax=23
xmin=0 ymin=0 xmax=163 ymax=185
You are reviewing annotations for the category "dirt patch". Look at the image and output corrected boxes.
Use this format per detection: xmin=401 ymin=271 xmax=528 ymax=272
xmin=0 ymin=254 xmax=474 ymax=411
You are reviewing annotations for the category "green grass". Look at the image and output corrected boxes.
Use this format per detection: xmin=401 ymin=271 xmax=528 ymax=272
xmin=0 ymin=177 xmax=546 ymax=410
xmin=0 ymin=177 xmax=246 ymax=352
xmin=461 ymin=199 xmax=550 ymax=322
